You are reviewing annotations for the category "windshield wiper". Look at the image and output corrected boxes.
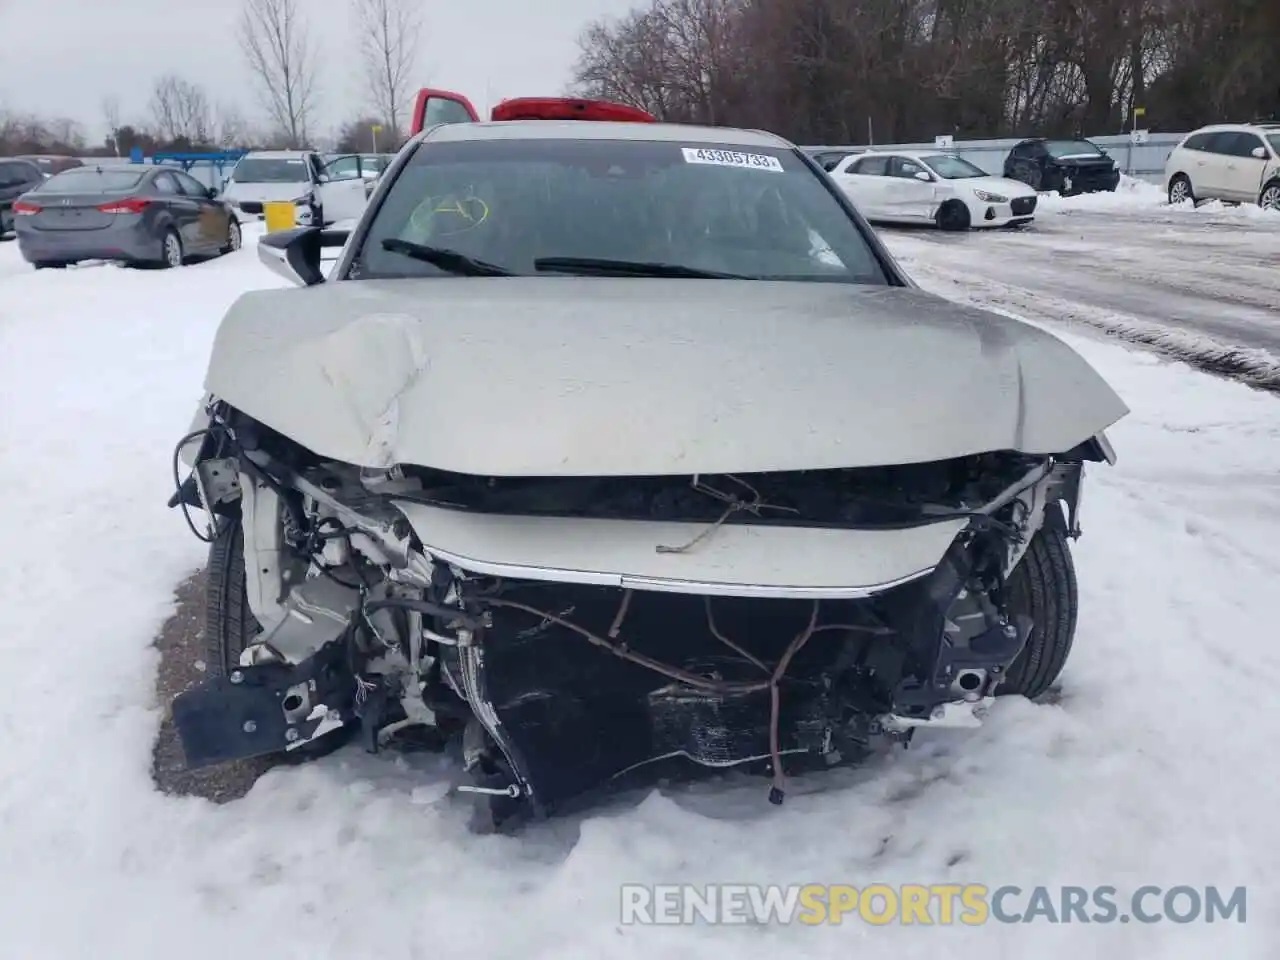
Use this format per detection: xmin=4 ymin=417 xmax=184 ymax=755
xmin=533 ymin=257 xmax=749 ymax=279
xmin=381 ymin=238 xmax=513 ymax=276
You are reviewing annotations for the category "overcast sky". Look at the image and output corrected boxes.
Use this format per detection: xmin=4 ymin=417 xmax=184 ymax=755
xmin=0 ymin=0 xmax=638 ymax=141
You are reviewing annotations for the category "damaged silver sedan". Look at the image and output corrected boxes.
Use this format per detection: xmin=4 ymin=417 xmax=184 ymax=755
xmin=168 ymin=109 xmax=1128 ymax=830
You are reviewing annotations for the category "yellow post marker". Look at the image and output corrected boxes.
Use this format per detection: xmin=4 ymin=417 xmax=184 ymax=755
xmin=263 ymin=201 xmax=296 ymax=233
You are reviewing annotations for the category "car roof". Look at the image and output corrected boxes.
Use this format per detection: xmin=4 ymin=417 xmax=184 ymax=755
xmin=240 ymin=150 xmax=312 ymax=159
xmin=420 ymin=119 xmax=794 ymax=150
xmin=1188 ymin=122 xmax=1280 ymax=133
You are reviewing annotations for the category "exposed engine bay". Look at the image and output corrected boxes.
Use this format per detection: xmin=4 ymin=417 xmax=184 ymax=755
xmin=169 ymin=398 xmax=1105 ymax=829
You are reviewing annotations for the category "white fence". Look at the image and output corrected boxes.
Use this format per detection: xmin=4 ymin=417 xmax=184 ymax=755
xmin=800 ymin=132 xmax=1185 ymax=184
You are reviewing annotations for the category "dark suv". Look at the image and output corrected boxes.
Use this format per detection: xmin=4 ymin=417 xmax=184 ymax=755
xmin=1002 ymin=138 xmax=1120 ymax=195
xmin=0 ymin=158 xmax=46 ymax=239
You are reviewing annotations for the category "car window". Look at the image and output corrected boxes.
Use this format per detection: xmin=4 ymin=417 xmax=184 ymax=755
xmin=919 ymin=154 xmax=987 ymax=179
xmin=1268 ymin=133 xmax=1280 ymax=155
xmin=851 ymin=156 xmax=888 ymax=175
xmin=173 ymin=171 xmax=210 ymax=197
xmin=33 ymin=168 xmax=146 ymax=193
xmin=1224 ymin=132 xmax=1267 ymax=158
xmin=1043 ymin=140 xmax=1104 ymax=159
xmin=231 ymin=157 xmax=310 ymax=183
xmin=0 ymin=161 xmax=37 ymax=186
xmin=323 ymin=156 xmax=362 ymax=180
xmin=357 ymin=137 xmax=889 ymax=284
xmin=887 ymin=157 xmax=926 ymax=178
xmin=1198 ymin=133 xmax=1235 ymax=155
xmin=423 ymin=97 xmax=477 ymax=128
xmin=1182 ymin=133 xmax=1212 ymax=151
xmin=153 ymin=172 xmax=180 ymax=194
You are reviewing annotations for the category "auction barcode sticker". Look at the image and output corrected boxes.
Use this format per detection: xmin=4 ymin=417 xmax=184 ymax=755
xmin=681 ymin=147 xmax=784 ymax=172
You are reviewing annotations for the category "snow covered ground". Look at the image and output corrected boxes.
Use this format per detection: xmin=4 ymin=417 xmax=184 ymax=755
xmin=0 ymin=218 xmax=1277 ymax=959
xmin=880 ymin=181 xmax=1280 ymax=390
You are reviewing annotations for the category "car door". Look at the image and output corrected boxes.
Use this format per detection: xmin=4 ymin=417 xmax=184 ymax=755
xmin=1006 ymin=142 xmax=1041 ymax=184
xmin=151 ymin=171 xmax=202 ymax=248
xmin=174 ymin=170 xmax=229 ymax=252
xmin=0 ymin=161 xmax=19 ymax=203
xmin=0 ymin=162 xmax=20 ymax=232
xmin=833 ymin=155 xmax=889 ymax=217
xmin=314 ymin=155 xmax=369 ymax=225
xmin=1191 ymin=133 xmax=1235 ymax=198
xmin=1219 ymin=132 xmax=1270 ymax=201
xmin=883 ymin=156 xmax=937 ymax=220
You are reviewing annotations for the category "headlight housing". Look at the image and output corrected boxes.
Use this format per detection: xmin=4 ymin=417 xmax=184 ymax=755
xmin=974 ymin=190 xmax=1008 ymax=203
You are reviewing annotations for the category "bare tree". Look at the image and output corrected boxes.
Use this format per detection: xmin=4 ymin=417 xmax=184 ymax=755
xmin=238 ymin=0 xmax=319 ymax=147
xmin=102 ymin=96 xmax=122 ymax=155
xmin=353 ymin=0 xmax=421 ymax=136
xmin=214 ymin=102 xmax=250 ymax=146
xmin=149 ymin=74 xmax=213 ymax=143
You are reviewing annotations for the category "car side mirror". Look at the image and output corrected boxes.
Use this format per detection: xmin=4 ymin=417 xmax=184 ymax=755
xmin=317 ymin=173 xmax=331 ymax=184
xmin=257 ymin=226 xmax=349 ymax=286
xmin=1252 ymin=146 xmax=1267 ymax=159
xmin=914 ymin=171 xmax=932 ymax=182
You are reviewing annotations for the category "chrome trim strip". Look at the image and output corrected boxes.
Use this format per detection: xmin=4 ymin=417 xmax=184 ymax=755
xmin=414 ymin=539 xmax=937 ymax=599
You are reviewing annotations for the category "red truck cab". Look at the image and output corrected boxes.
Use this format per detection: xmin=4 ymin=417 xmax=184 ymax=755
xmin=409 ymin=89 xmax=656 ymax=135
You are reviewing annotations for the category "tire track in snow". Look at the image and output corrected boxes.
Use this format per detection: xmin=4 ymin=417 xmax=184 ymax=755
xmin=879 ymin=208 xmax=1280 ymax=393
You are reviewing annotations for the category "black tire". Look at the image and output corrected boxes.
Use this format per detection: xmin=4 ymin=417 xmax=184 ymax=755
xmin=33 ymin=261 xmax=68 ymax=270
xmin=205 ymin=518 xmax=353 ymax=761
xmin=159 ymin=229 xmax=184 ymax=268
xmin=1259 ymin=180 xmax=1280 ymax=212
xmin=936 ymin=200 xmax=971 ymax=232
xmin=220 ymin=219 xmax=242 ymax=255
xmin=1168 ymin=174 xmax=1195 ymax=206
xmin=205 ymin=517 xmax=260 ymax=677
xmin=999 ymin=516 xmax=1078 ymax=700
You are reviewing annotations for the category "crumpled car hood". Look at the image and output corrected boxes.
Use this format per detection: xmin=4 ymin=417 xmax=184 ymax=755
xmin=201 ymin=277 xmax=1128 ymax=476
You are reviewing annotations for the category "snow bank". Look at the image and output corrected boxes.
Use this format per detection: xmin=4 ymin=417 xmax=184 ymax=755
xmin=1038 ymin=174 xmax=1279 ymax=219
xmin=0 ymin=232 xmax=1274 ymax=958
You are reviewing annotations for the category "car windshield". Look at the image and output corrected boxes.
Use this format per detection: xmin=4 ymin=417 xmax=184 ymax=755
xmin=1044 ymin=140 xmax=1103 ymax=158
xmin=232 ymin=157 xmax=310 ymax=183
xmin=356 ymin=138 xmax=888 ymax=283
xmin=919 ymin=154 xmax=988 ymax=179
xmin=35 ymin=168 xmax=145 ymax=193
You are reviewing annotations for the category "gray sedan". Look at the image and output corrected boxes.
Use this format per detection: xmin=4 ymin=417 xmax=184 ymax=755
xmin=13 ymin=165 xmax=242 ymax=269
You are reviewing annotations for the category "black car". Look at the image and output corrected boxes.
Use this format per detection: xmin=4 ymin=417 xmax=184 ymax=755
xmin=1002 ymin=138 xmax=1121 ymax=195
xmin=0 ymin=158 xmax=46 ymax=239
xmin=809 ymin=149 xmax=861 ymax=172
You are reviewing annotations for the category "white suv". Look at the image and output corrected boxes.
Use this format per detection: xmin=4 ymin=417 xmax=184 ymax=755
xmin=1164 ymin=122 xmax=1280 ymax=211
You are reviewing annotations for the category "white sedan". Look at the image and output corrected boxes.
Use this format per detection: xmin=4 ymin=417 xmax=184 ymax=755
xmin=830 ymin=150 xmax=1038 ymax=230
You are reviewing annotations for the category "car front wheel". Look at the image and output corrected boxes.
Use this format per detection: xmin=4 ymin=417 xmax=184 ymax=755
xmin=1168 ymin=174 xmax=1194 ymax=205
xmin=205 ymin=517 xmax=353 ymax=761
xmin=936 ymin=199 xmax=971 ymax=231
xmin=1259 ymin=181 xmax=1280 ymax=212
xmin=999 ymin=516 xmax=1079 ymax=700
xmin=220 ymin=219 xmax=242 ymax=255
